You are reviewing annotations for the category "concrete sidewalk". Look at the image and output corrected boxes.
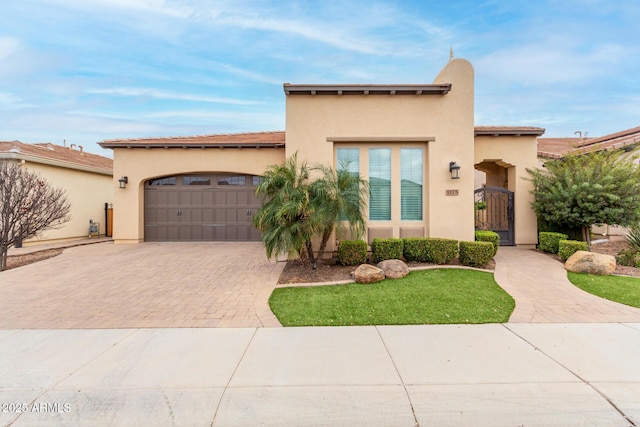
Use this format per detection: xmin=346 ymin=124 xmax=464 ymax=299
xmin=494 ymin=247 xmax=640 ymax=323
xmin=2 ymin=324 xmax=639 ymax=426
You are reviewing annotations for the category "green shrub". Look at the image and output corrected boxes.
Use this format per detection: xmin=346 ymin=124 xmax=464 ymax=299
xmin=402 ymin=238 xmax=429 ymax=262
xmin=475 ymin=230 xmax=499 ymax=256
xmin=624 ymin=227 xmax=640 ymax=251
xmin=616 ymin=248 xmax=640 ymax=268
xmin=425 ymin=238 xmax=459 ymax=264
xmin=539 ymin=231 xmax=569 ymax=254
xmin=459 ymin=241 xmax=494 ymax=267
xmin=558 ymin=240 xmax=588 ymax=261
xmin=371 ymin=238 xmax=403 ymax=263
xmin=337 ymin=240 xmax=368 ymax=266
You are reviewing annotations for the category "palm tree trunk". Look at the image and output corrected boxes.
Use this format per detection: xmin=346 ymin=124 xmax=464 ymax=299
xmin=305 ymin=240 xmax=317 ymax=269
xmin=315 ymin=228 xmax=333 ymax=268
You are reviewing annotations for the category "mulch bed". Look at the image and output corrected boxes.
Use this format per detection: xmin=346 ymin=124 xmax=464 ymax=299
xmin=279 ymin=240 xmax=640 ymax=284
xmin=538 ymin=239 xmax=640 ymax=278
xmin=278 ymin=257 xmax=495 ymax=285
xmin=4 ymin=249 xmax=63 ymax=271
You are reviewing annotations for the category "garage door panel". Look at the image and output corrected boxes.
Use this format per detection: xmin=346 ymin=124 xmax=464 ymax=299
xmin=215 ymin=208 xmax=226 ymax=222
xmin=145 ymin=174 xmax=262 ymax=242
xmin=203 ymin=208 xmax=214 ymax=223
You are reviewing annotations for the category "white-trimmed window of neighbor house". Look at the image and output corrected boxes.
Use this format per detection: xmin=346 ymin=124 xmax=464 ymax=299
xmin=401 ymin=148 xmax=423 ymax=220
xmin=369 ymin=148 xmax=391 ymax=221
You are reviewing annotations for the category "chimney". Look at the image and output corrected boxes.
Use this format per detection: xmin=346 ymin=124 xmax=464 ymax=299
xmin=79 ymin=145 xmax=84 ymax=153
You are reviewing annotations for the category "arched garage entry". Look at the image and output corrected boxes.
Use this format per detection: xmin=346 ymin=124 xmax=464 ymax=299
xmin=144 ymin=173 xmax=263 ymax=241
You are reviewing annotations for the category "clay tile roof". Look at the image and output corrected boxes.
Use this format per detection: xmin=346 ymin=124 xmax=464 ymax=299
xmin=474 ymin=126 xmax=546 ymax=136
xmin=537 ymin=125 xmax=640 ymax=158
xmin=536 ymin=138 xmax=581 ymax=159
xmin=99 ymin=131 xmax=286 ymax=149
xmin=0 ymin=140 xmax=113 ymax=174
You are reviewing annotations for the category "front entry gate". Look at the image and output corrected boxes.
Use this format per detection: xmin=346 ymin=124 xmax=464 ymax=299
xmin=474 ymin=186 xmax=514 ymax=246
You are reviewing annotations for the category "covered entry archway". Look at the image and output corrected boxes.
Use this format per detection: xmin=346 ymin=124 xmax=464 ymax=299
xmin=144 ymin=173 xmax=263 ymax=241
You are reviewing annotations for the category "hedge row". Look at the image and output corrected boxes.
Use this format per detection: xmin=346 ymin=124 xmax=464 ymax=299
xmin=336 ymin=240 xmax=368 ymax=266
xmin=474 ymin=230 xmax=500 ymax=256
xmin=539 ymin=231 xmax=569 ymax=254
xmin=337 ymin=234 xmax=498 ymax=268
xmin=558 ymin=239 xmax=588 ymax=261
xmin=402 ymin=237 xmax=459 ymax=264
xmin=459 ymin=241 xmax=494 ymax=267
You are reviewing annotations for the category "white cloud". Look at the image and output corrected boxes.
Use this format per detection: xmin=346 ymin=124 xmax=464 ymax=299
xmin=476 ymin=41 xmax=628 ymax=86
xmin=0 ymin=36 xmax=21 ymax=61
xmin=0 ymin=92 xmax=33 ymax=109
xmin=144 ymin=109 xmax=283 ymax=124
xmin=85 ymin=87 xmax=263 ymax=105
xmin=50 ymin=0 xmax=193 ymax=18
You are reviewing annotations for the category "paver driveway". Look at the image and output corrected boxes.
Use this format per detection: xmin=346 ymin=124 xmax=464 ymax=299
xmin=0 ymin=242 xmax=285 ymax=328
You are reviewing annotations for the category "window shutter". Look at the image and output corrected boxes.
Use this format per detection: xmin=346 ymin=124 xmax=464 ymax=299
xmin=401 ymin=148 xmax=423 ymax=220
xmin=369 ymin=148 xmax=391 ymax=220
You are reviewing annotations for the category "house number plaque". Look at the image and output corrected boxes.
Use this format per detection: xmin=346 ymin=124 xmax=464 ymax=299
xmin=445 ymin=189 xmax=459 ymax=196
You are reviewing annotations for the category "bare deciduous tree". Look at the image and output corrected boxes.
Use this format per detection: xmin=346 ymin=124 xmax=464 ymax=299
xmin=0 ymin=161 xmax=71 ymax=271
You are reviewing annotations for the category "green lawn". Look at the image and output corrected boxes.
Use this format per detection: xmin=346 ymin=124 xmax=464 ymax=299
xmin=567 ymin=272 xmax=640 ymax=308
xmin=269 ymin=269 xmax=515 ymax=326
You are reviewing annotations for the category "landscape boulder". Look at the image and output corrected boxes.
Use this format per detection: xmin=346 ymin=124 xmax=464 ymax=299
xmin=565 ymin=250 xmax=616 ymax=275
xmin=354 ymin=264 xmax=385 ymax=284
xmin=377 ymin=259 xmax=410 ymax=279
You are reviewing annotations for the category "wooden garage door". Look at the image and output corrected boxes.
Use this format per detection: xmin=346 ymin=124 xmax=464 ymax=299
xmin=144 ymin=174 xmax=263 ymax=241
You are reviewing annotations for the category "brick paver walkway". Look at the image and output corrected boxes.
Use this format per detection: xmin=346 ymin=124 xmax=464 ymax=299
xmin=494 ymin=247 xmax=640 ymax=322
xmin=0 ymin=242 xmax=284 ymax=329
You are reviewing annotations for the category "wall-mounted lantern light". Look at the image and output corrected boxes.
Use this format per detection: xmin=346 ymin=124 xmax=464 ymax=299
xmin=449 ymin=162 xmax=461 ymax=179
xmin=118 ymin=176 xmax=128 ymax=189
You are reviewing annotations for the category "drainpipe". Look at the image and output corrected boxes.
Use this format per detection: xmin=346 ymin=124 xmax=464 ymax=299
xmin=104 ymin=202 xmax=109 ymax=237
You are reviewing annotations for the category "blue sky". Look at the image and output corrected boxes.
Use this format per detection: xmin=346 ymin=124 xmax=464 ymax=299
xmin=1 ymin=0 xmax=638 ymax=156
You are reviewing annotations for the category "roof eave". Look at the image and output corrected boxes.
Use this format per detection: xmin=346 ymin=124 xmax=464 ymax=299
xmin=98 ymin=141 xmax=285 ymax=149
xmin=283 ymin=83 xmax=452 ymax=96
xmin=475 ymin=129 xmax=546 ymax=137
xmin=0 ymin=152 xmax=113 ymax=176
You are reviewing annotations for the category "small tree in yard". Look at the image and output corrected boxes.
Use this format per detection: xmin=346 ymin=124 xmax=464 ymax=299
xmin=0 ymin=161 xmax=71 ymax=271
xmin=308 ymin=162 xmax=369 ymax=266
xmin=253 ymin=154 xmax=315 ymax=265
xmin=253 ymin=154 xmax=368 ymax=268
xmin=527 ymin=150 xmax=640 ymax=248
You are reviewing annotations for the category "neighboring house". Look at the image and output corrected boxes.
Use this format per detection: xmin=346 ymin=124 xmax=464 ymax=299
xmin=0 ymin=141 xmax=113 ymax=245
xmin=537 ymin=125 xmax=640 ymax=237
xmin=100 ymin=57 xmax=544 ymax=249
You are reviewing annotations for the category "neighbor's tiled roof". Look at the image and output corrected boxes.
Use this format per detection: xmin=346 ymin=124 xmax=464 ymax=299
xmin=474 ymin=126 xmax=546 ymax=136
xmin=537 ymin=138 xmax=582 ymax=159
xmin=538 ymin=126 xmax=640 ymax=158
xmin=0 ymin=140 xmax=113 ymax=174
xmin=99 ymin=131 xmax=286 ymax=149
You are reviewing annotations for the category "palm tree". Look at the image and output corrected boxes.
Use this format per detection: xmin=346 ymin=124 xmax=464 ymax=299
xmin=253 ymin=153 xmax=316 ymax=265
xmin=254 ymin=155 xmax=369 ymax=269
xmin=308 ymin=160 xmax=369 ymax=267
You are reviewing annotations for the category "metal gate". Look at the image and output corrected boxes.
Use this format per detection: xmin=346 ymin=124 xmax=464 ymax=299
xmin=474 ymin=186 xmax=514 ymax=246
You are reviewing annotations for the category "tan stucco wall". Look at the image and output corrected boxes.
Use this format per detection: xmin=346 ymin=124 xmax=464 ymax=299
xmin=20 ymin=161 xmax=113 ymax=245
xmin=285 ymin=58 xmax=476 ymax=248
xmin=111 ymin=147 xmax=285 ymax=243
xmin=475 ymin=135 xmax=539 ymax=245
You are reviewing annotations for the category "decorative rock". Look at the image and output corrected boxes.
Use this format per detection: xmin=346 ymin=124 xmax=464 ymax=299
xmin=354 ymin=264 xmax=386 ymax=284
xmin=565 ymin=251 xmax=616 ymax=275
xmin=377 ymin=259 xmax=410 ymax=279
